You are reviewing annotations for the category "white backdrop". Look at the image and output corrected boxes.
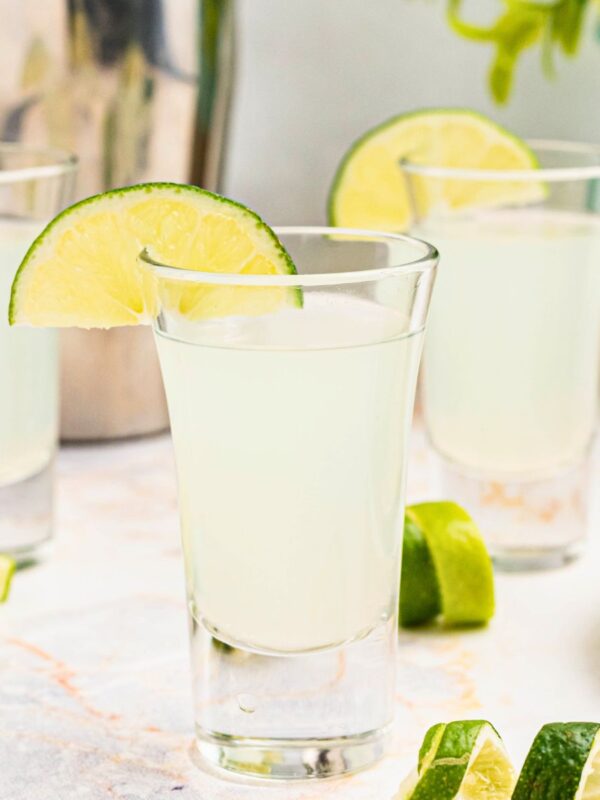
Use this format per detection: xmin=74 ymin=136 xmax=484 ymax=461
xmin=224 ymin=0 xmax=600 ymax=224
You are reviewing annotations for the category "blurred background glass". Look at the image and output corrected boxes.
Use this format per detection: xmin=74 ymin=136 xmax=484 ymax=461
xmin=403 ymin=141 xmax=600 ymax=569
xmin=0 ymin=144 xmax=75 ymax=564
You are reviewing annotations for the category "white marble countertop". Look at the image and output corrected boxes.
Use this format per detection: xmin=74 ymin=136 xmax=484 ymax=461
xmin=1 ymin=429 xmax=599 ymax=799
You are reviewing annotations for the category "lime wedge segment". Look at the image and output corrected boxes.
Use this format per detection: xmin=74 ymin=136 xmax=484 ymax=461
xmin=406 ymin=502 xmax=494 ymax=626
xmin=397 ymin=720 xmax=516 ymax=800
xmin=9 ymin=183 xmax=298 ymax=328
xmin=328 ymin=108 xmax=542 ymax=232
xmin=0 ymin=555 xmax=16 ymax=602
xmin=400 ymin=516 xmax=442 ymax=627
xmin=513 ymin=723 xmax=600 ymax=800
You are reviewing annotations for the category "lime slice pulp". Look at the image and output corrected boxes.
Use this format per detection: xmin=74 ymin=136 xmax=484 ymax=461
xmin=396 ymin=719 xmax=516 ymax=800
xmin=328 ymin=108 xmax=542 ymax=232
xmin=9 ymin=183 xmax=299 ymax=328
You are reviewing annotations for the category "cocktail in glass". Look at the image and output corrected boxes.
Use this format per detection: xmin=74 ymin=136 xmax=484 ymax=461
xmin=0 ymin=144 xmax=76 ymax=563
xmin=142 ymin=228 xmax=437 ymax=779
xmin=403 ymin=141 xmax=600 ymax=570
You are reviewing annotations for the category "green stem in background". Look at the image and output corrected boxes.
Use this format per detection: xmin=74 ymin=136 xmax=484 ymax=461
xmin=446 ymin=0 xmax=597 ymax=104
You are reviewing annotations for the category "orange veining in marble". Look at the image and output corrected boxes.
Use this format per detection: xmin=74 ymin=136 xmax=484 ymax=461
xmin=482 ymin=482 xmax=563 ymax=523
xmin=6 ymin=636 xmax=120 ymax=721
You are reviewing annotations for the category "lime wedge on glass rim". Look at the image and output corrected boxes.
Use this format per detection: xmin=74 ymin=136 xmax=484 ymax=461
xmin=9 ymin=183 xmax=299 ymax=328
xmin=513 ymin=722 xmax=600 ymax=800
xmin=328 ymin=108 xmax=543 ymax=232
xmin=396 ymin=719 xmax=516 ymax=800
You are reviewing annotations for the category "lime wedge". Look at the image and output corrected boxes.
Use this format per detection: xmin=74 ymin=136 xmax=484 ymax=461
xmin=0 ymin=555 xmax=16 ymax=602
xmin=400 ymin=516 xmax=441 ymax=627
xmin=396 ymin=720 xmax=516 ymax=800
xmin=328 ymin=108 xmax=542 ymax=232
xmin=513 ymin=723 xmax=600 ymax=799
xmin=9 ymin=183 xmax=298 ymax=328
xmin=405 ymin=502 xmax=494 ymax=626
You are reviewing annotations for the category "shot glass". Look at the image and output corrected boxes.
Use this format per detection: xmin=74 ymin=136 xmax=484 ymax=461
xmin=142 ymin=228 xmax=437 ymax=779
xmin=403 ymin=141 xmax=600 ymax=570
xmin=0 ymin=144 xmax=76 ymax=564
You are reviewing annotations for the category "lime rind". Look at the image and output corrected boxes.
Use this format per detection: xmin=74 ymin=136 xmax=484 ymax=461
xmin=9 ymin=182 xmax=300 ymax=327
xmin=418 ymin=723 xmax=446 ymax=772
xmin=400 ymin=516 xmax=442 ymax=627
xmin=408 ymin=720 xmax=514 ymax=800
xmin=401 ymin=721 xmax=600 ymax=800
xmin=395 ymin=724 xmax=447 ymax=798
xmin=396 ymin=769 xmax=420 ymax=799
xmin=406 ymin=502 xmax=495 ymax=626
xmin=513 ymin=722 xmax=600 ymax=800
xmin=0 ymin=555 xmax=16 ymax=603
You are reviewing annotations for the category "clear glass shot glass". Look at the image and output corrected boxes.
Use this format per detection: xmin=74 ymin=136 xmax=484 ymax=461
xmin=0 ymin=144 xmax=77 ymax=564
xmin=403 ymin=141 xmax=600 ymax=570
xmin=141 ymin=228 xmax=437 ymax=780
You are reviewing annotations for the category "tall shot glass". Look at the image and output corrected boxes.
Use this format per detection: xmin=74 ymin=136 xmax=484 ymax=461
xmin=403 ymin=141 xmax=600 ymax=571
xmin=0 ymin=144 xmax=76 ymax=563
xmin=141 ymin=228 xmax=437 ymax=780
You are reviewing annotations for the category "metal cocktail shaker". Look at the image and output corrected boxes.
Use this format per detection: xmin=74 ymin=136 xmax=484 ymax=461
xmin=0 ymin=0 xmax=235 ymax=439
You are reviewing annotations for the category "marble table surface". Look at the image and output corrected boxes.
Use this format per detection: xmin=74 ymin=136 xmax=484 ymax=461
xmin=1 ymin=429 xmax=599 ymax=800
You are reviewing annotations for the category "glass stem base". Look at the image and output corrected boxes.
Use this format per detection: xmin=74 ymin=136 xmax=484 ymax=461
xmin=189 ymin=613 xmax=397 ymax=780
xmin=0 ymin=459 xmax=53 ymax=565
xmin=433 ymin=450 xmax=592 ymax=572
xmin=195 ymin=726 xmax=390 ymax=781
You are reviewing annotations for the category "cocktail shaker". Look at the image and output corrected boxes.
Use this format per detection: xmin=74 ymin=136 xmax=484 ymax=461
xmin=0 ymin=0 xmax=235 ymax=439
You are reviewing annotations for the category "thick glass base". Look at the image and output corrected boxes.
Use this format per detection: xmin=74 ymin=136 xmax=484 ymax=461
xmin=0 ymin=460 xmax=53 ymax=565
xmin=489 ymin=542 xmax=583 ymax=572
xmin=433 ymin=452 xmax=591 ymax=572
xmin=189 ymin=613 xmax=396 ymax=780
xmin=195 ymin=726 xmax=390 ymax=781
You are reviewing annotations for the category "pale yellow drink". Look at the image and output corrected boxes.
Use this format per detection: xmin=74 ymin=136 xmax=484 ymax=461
xmin=0 ymin=218 xmax=58 ymax=487
xmin=419 ymin=208 xmax=600 ymax=478
xmin=156 ymin=293 xmax=423 ymax=653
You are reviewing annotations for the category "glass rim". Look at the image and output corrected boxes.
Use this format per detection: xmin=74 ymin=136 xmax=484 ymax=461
xmin=139 ymin=225 xmax=438 ymax=287
xmin=401 ymin=139 xmax=600 ymax=182
xmin=0 ymin=141 xmax=78 ymax=185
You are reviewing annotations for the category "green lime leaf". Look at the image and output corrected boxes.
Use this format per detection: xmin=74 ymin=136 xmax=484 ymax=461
xmin=446 ymin=0 xmax=594 ymax=104
xmin=488 ymin=8 xmax=546 ymax=104
xmin=553 ymin=0 xmax=588 ymax=55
